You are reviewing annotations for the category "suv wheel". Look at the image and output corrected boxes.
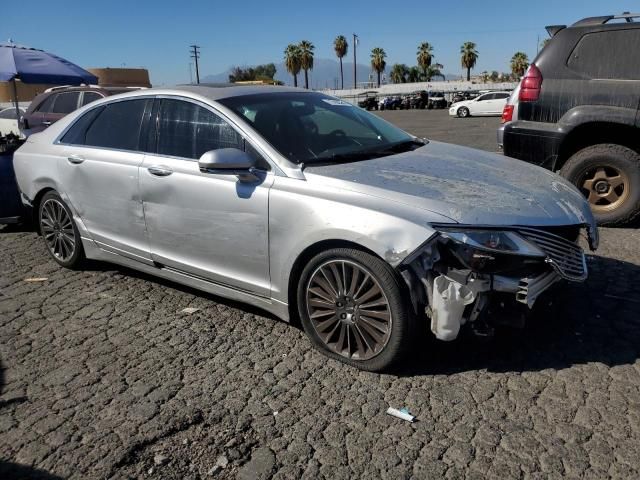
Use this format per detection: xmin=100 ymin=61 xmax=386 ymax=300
xmin=560 ymin=144 xmax=640 ymax=226
xmin=297 ymin=248 xmax=414 ymax=372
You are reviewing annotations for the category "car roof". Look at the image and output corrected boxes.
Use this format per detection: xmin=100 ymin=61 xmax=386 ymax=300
xmin=171 ymin=84 xmax=306 ymax=101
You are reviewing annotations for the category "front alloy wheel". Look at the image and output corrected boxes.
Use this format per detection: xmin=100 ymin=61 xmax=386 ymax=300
xmin=298 ymin=248 xmax=413 ymax=371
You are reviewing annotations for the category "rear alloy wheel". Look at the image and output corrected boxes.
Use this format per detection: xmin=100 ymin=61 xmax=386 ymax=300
xmin=560 ymin=144 xmax=640 ymax=226
xmin=457 ymin=106 xmax=470 ymax=118
xmin=39 ymin=191 xmax=85 ymax=268
xmin=297 ymin=248 xmax=413 ymax=371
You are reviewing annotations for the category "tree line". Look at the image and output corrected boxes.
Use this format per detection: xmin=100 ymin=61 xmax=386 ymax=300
xmin=229 ymin=38 xmax=532 ymax=88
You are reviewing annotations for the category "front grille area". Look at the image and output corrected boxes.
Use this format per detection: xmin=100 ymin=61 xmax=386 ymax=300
xmin=517 ymin=227 xmax=587 ymax=281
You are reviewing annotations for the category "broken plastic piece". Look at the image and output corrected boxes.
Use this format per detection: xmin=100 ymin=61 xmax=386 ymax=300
xmin=386 ymin=407 xmax=415 ymax=422
xmin=430 ymin=275 xmax=475 ymax=341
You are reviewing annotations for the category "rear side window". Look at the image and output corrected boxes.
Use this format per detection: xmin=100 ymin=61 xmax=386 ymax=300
xmin=81 ymin=92 xmax=102 ymax=106
xmin=52 ymin=92 xmax=80 ymax=114
xmin=156 ymin=99 xmax=243 ymax=159
xmin=60 ymin=107 xmax=104 ymax=145
xmin=494 ymin=92 xmax=510 ymax=99
xmin=80 ymin=99 xmax=147 ymax=150
xmin=568 ymin=29 xmax=640 ymax=80
xmin=36 ymin=94 xmax=56 ymax=113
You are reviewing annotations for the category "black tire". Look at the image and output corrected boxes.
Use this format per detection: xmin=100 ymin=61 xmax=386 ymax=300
xmin=559 ymin=144 xmax=640 ymax=226
xmin=38 ymin=191 xmax=85 ymax=268
xmin=297 ymin=248 xmax=414 ymax=372
xmin=457 ymin=107 xmax=470 ymax=118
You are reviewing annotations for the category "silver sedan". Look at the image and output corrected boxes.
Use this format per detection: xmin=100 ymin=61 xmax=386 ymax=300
xmin=13 ymin=86 xmax=598 ymax=371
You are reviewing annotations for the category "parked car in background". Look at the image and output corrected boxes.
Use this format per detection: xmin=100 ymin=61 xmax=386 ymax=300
xmin=400 ymin=95 xmax=412 ymax=110
xmin=14 ymin=85 xmax=597 ymax=371
xmin=427 ymin=91 xmax=447 ymax=109
xmin=409 ymin=90 xmax=428 ymax=109
xmin=0 ymin=136 xmax=26 ymax=224
xmin=379 ymin=96 xmax=401 ymax=111
xmin=449 ymin=91 xmax=510 ymax=117
xmin=451 ymin=91 xmax=478 ymax=104
xmin=501 ymin=12 xmax=640 ymax=226
xmin=0 ymin=107 xmax=25 ymax=137
xmin=357 ymin=92 xmax=378 ymax=110
xmin=21 ymin=85 xmax=143 ymax=133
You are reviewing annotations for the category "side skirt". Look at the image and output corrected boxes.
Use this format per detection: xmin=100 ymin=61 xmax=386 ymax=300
xmin=81 ymin=236 xmax=290 ymax=322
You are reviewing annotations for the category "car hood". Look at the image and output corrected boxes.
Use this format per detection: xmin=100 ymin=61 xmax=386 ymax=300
xmin=305 ymin=141 xmax=598 ymax=244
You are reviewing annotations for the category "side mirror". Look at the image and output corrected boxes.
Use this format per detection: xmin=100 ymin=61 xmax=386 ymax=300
xmin=198 ymin=148 xmax=261 ymax=182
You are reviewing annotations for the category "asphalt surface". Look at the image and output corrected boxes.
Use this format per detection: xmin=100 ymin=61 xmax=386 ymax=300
xmin=376 ymin=109 xmax=502 ymax=153
xmin=1 ymin=110 xmax=640 ymax=479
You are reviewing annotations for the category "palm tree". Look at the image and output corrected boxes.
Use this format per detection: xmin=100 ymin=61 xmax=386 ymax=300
xmin=333 ymin=35 xmax=348 ymax=89
xmin=460 ymin=42 xmax=479 ymax=81
xmin=426 ymin=63 xmax=445 ymax=81
xmin=284 ymin=44 xmax=302 ymax=87
xmin=417 ymin=42 xmax=434 ymax=80
xmin=299 ymin=40 xmax=315 ymax=89
xmin=510 ymin=51 xmax=529 ymax=78
xmin=370 ymin=47 xmax=387 ymax=87
xmin=407 ymin=66 xmax=421 ymax=83
xmin=390 ymin=63 xmax=409 ymax=83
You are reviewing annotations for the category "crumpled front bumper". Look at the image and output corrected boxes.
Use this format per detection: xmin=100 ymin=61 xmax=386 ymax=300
xmin=399 ymin=225 xmax=591 ymax=341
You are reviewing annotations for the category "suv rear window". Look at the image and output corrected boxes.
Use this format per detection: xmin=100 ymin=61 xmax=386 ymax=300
xmin=36 ymin=94 xmax=56 ymax=113
xmin=52 ymin=92 xmax=80 ymax=114
xmin=568 ymin=29 xmax=640 ymax=80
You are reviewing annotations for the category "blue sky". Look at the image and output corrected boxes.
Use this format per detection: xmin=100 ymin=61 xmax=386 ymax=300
xmin=3 ymin=0 xmax=638 ymax=85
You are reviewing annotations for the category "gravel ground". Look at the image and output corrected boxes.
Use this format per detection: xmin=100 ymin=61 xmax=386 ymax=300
xmin=1 ymin=111 xmax=639 ymax=479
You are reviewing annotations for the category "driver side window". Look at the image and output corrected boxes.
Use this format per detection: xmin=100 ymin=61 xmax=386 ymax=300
xmin=157 ymin=99 xmax=243 ymax=160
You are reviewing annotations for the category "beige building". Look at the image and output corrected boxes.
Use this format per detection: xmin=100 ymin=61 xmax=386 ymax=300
xmin=0 ymin=67 xmax=151 ymax=103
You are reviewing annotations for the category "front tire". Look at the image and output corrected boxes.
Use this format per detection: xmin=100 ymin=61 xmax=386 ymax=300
xmin=559 ymin=144 xmax=640 ymax=226
xmin=38 ymin=191 xmax=85 ymax=268
xmin=457 ymin=106 xmax=470 ymax=118
xmin=297 ymin=248 xmax=413 ymax=372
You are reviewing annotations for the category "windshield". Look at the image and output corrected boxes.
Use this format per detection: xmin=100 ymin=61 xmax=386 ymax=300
xmin=218 ymin=92 xmax=419 ymax=164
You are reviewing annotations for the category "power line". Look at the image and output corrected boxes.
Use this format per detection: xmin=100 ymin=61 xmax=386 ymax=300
xmin=189 ymin=45 xmax=201 ymax=84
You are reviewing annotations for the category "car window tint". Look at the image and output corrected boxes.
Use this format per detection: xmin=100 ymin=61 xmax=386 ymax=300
xmin=52 ymin=92 xmax=80 ymax=114
xmin=494 ymin=93 xmax=509 ymax=99
xmin=59 ymin=107 xmax=104 ymax=145
xmin=157 ymin=99 xmax=243 ymax=160
xmin=0 ymin=109 xmax=19 ymax=119
xmin=568 ymin=29 xmax=640 ymax=80
xmin=84 ymin=99 xmax=147 ymax=150
xmin=36 ymin=95 xmax=56 ymax=113
xmin=476 ymin=94 xmax=489 ymax=101
xmin=82 ymin=92 xmax=102 ymax=106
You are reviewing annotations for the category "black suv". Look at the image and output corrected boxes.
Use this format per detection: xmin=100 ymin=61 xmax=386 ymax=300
xmin=500 ymin=13 xmax=640 ymax=225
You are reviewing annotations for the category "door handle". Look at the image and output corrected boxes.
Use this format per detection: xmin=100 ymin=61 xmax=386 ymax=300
xmin=42 ymin=121 xmax=52 ymax=126
xmin=147 ymin=165 xmax=173 ymax=177
xmin=67 ymin=155 xmax=85 ymax=164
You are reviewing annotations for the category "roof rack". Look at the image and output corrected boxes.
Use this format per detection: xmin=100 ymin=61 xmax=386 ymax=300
xmin=43 ymin=84 xmax=101 ymax=93
xmin=572 ymin=12 xmax=640 ymax=27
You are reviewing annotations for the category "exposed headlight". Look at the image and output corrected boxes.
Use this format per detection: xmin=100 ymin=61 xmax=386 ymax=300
xmin=437 ymin=228 xmax=547 ymax=274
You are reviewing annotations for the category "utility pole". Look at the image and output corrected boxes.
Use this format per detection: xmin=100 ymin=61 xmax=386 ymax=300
xmin=353 ymin=33 xmax=358 ymax=90
xmin=190 ymin=45 xmax=201 ymax=84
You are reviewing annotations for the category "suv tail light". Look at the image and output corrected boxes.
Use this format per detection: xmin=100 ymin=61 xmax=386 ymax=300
xmin=501 ymin=105 xmax=514 ymax=124
xmin=519 ymin=64 xmax=543 ymax=102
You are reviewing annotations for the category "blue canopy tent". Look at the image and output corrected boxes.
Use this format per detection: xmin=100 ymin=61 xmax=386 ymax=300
xmin=0 ymin=43 xmax=98 ymax=125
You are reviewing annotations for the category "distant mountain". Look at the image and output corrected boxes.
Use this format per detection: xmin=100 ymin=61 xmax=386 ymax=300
xmin=201 ymin=58 xmax=461 ymax=89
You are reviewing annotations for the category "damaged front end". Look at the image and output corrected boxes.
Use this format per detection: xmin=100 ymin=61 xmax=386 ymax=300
xmin=399 ymin=224 xmax=592 ymax=341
